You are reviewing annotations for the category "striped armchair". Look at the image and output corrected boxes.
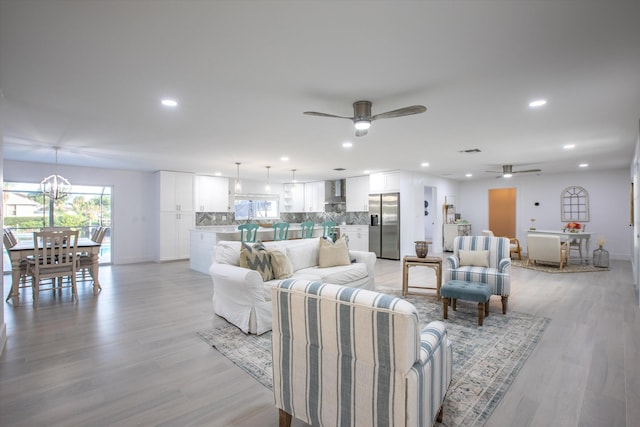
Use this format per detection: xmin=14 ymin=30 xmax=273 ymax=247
xmin=444 ymin=235 xmax=511 ymax=313
xmin=272 ymin=279 xmax=453 ymax=427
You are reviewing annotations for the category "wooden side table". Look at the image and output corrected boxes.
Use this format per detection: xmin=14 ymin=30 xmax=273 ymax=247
xmin=402 ymin=256 xmax=443 ymax=298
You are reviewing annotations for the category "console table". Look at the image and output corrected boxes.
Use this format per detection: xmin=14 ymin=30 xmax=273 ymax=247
xmin=402 ymin=256 xmax=442 ymax=298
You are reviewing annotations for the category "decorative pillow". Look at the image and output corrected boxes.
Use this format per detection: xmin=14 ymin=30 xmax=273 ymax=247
xmin=318 ymin=235 xmax=351 ymax=268
xmin=286 ymin=239 xmax=320 ymax=271
xmin=239 ymin=242 xmax=273 ymax=281
xmin=458 ymin=249 xmax=490 ymax=267
xmin=268 ymin=249 xmax=293 ymax=279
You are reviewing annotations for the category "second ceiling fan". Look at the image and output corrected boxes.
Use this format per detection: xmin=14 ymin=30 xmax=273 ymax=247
xmin=304 ymin=100 xmax=427 ymax=136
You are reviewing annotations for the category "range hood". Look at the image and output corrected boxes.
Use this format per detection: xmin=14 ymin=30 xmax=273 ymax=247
xmin=325 ymin=179 xmax=346 ymax=204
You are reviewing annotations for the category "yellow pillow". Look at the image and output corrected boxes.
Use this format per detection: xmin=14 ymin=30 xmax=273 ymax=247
xmin=318 ymin=236 xmax=351 ymax=268
xmin=268 ymin=249 xmax=293 ymax=279
xmin=458 ymin=249 xmax=489 ymax=267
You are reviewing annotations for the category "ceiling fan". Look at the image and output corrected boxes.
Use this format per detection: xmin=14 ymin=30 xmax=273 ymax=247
xmin=303 ymin=100 xmax=427 ymax=136
xmin=486 ymin=165 xmax=542 ymax=178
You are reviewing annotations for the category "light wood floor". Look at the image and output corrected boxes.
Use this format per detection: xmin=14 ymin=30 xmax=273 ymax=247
xmin=1 ymin=256 xmax=638 ymax=427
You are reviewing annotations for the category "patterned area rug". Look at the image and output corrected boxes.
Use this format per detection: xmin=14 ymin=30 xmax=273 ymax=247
xmin=511 ymin=257 xmax=609 ymax=273
xmin=197 ymin=295 xmax=549 ymax=427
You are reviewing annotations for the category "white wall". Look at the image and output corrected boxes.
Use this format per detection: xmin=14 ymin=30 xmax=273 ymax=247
xmin=457 ymin=168 xmax=632 ymax=260
xmin=3 ymin=160 xmax=156 ymax=264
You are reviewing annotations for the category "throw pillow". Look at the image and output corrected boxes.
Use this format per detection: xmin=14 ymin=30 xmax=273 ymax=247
xmin=268 ymin=249 xmax=293 ymax=279
xmin=240 ymin=242 xmax=273 ymax=281
xmin=318 ymin=235 xmax=351 ymax=268
xmin=458 ymin=249 xmax=490 ymax=267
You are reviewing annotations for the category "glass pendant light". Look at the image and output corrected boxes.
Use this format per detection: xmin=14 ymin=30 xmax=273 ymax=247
xmin=265 ymin=166 xmax=271 ymax=192
xmin=235 ymin=162 xmax=242 ymax=192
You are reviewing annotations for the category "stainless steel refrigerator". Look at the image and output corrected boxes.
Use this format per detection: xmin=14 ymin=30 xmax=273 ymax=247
xmin=369 ymin=193 xmax=400 ymax=260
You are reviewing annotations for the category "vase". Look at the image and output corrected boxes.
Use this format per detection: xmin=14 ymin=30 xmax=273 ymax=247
xmin=414 ymin=241 xmax=428 ymax=258
xmin=593 ymin=245 xmax=609 ymax=268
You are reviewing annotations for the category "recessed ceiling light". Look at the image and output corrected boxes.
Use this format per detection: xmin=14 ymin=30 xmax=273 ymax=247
xmin=529 ymin=99 xmax=547 ymax=108
xmin=214 ymin=172 xmax=222 ymax=176
xmin=564 ymin=144 xmax=576 ymax=150
xmin=421 ymin=162 xmax=429 ymax=167
xmin=579 ymin=163 xmax=589 ymax=168
xmin=342 ymin=142 xmax=353 ymax=148
xmin=161 ymin=99 xmax=178 ymax=107
xmin=363 ymin=170 xmax=371 ymax=174
xmin=280 ymin=156 xmax=289 ymax=162
xmin=465 ymin=173 xmax=473 ymax=177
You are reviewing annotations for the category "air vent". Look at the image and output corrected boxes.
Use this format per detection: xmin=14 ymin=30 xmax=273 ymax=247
xmin=333 ymin=167 xmax=346 ymax=171
xmin=459 ymin=148 xmax=482 ymax=153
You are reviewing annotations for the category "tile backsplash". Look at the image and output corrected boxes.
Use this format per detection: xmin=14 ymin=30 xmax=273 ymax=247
xmin=195 ymin=211 xmax=368 ymax=227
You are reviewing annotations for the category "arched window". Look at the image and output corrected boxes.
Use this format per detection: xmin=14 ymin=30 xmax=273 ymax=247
xmin=561 ymin=186 xmax=589 ymax=222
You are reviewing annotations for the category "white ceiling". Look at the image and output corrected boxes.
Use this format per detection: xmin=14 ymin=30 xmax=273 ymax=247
xmin=1 ymin=0 xmax=639 ymax=184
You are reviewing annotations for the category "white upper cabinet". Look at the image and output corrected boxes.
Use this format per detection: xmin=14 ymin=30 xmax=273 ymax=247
xmin=282 ymin=183 xmax=305 ymax=212
xmin=346 ymin=176 xmax=370 ymax=212
xmin=195 ymin=175 xmax=229 ymax=212
xmin=369 ymin=171 xmax=401 ymax=193
xmin=304 ymin=181 xmax=325 ymax=212
xmin=158 ymin=170 xmax=194 ymax=212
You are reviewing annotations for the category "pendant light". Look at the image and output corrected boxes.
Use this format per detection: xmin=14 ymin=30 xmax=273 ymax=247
xmin=291 ymin=169 xmax=297 ymax=189
xmin=235 ymin=162 xmax=242 ymax=192
xmin=265 ymin=166 xmax=271 ymax=192
xmin=41 ymin=146 xmax=71 ymax=200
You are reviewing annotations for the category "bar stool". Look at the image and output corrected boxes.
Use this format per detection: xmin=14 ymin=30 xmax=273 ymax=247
xmin=238 ymin=223 xmax=259 ymax=243
xmin=272 ymin=222 xmax=290 ymax=241
xmin=300 ymin=221 xmax=315 ymax=239
xmin=321 ymin=221 xmax=336 ymax=241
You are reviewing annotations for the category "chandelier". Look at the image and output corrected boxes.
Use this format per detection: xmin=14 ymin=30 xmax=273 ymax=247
xmin=41 ymin=147 xmax=71 ymax=200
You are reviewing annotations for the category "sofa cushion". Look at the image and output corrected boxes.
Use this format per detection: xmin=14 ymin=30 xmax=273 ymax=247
xmin=240 ymin=242 xmax=273 ymax=281
xmin=318 ymin=236 xmax=351 ymax=268
xmin=286 ymin=238 xmax=320 ymax=272
xmin=215 ymin=241 xmax=241 ymax=265
xmin=459 ymin=249 xmax=490 ymax=267
xmin=268 ymin=249 xmax=293 ymax=279
xmin=296 ymin=263 xmax=368 ymax=285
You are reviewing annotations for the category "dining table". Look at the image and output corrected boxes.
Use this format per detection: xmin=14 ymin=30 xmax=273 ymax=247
xmin=7 ymin=237 xmax=102 ymax=305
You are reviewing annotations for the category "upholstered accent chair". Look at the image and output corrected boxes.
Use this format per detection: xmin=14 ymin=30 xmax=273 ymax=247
xmin=271 ymin=279 xmax=453 ymax=427
xmin=481 ymin=230 xmax=522 ymax=260
xmin=444 ymin=235 xmax=511 ymax=314
xmin=526 ymin=234 xmax=569 ymax=270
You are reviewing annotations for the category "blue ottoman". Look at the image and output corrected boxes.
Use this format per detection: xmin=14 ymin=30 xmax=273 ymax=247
xmin=441 ymin=280 xmax=491 ymax=326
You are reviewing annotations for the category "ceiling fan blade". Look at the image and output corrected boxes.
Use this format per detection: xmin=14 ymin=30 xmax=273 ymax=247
xmin=371 ymin=105 xmax=427 ymax=120
xmin=355 ymin=128 xmax=368 ymax=137
xmin=513 ymin=169 xmax=542 ymax=174
xmin=303 ymin=111 xmax=353 ymax=119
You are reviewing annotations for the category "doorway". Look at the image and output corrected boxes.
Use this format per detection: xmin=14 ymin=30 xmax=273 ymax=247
xmin=423 ymin=186 xmax=436 ymax=244
xmin=488 ymin=188 xmax=516 ymax=237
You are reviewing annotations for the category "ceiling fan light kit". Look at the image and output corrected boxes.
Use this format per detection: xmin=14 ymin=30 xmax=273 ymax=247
xmin=304 ymin=100 xmax=427 ymax=137
xmin=486 ymin=164 xmax=542 ymax=178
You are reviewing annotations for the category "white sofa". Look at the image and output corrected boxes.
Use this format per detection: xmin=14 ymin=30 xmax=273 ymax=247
xmin=209 ymin=238 xmax=377 ymax=335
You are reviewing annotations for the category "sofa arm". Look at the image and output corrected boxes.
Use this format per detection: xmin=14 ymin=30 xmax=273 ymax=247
xmin=349 ymin=250 xmax=377 ymax=278
xmin=209 ymin=263 xmax=267 ymax=305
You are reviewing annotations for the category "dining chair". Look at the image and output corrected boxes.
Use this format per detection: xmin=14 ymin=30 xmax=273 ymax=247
xmin=568 ymin=224 xmax=585 ymax=259
xmin=238 ymin=223 xmax=259 ymax=243
xmin=321 ymin=221 xmax=336 ymax=241
xmin=3 ymin=229 xmax=30 ymax=302
xmin=300 ymin=221 xmax=315 ymax=239
xmin=28 ymin=229 xmax=80 ymax=307
xmin=78 ymin=226 xmax=108 ymax=282
xmin=272 ymin=222 xmax=289 ymax=241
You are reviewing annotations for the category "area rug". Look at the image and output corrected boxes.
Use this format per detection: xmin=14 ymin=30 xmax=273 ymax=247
xmin=197 ymin=295 xmax=549 ymax=427
xmin=511 ymin=257 xmax=609 ymax=273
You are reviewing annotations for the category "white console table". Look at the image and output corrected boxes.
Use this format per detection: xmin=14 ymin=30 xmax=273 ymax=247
xmin=527 ymin=229 xmax=592 ymax=263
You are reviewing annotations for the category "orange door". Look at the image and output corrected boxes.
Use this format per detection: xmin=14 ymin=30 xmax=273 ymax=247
xmin=489 ymin=188 xmax=516 ymax=238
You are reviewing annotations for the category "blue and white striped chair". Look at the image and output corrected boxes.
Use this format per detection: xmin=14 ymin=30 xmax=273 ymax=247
xmin=444 ymin=235 xmax=511 ymax=314
xmin=272 ymin=279 xmax=453 ymax=427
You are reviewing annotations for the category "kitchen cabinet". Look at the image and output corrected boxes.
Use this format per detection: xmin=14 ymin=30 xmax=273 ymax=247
xmin=195 ymin=175 xmax=229 ymax=212
xmin=156 ymin=170 xmax=195 ymax=261
xmin=339 ymin=225 xmax=369 ymax=252
xmin=190 ymin=229 xmax=217 ymax=273
xmin=346 ymin=175 xmax=370 ymax=212
xmin=369 ymin=171 xmax=401 ymax=193
xmin=304 ymin=181 xmax=325 ymax=212
xmin=443 ymin=223 xmax=472 ymax=252
xmin=158 ymin=170 xmax=194 ymax=212
xmin=282 ymin=183 xmax=304 ymax=212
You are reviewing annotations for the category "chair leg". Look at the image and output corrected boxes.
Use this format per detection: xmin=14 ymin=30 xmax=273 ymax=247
xmin=279 ymin=409 xmax=292 ymax=427
xmin=501 ymin=296 xmax=508 ymax=314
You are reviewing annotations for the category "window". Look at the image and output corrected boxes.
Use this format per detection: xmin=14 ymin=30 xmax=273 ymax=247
xmin=561 ymin=186 xmax=589 ymax=222
xmin=233 ymin=194 xmax=279 ymax=220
